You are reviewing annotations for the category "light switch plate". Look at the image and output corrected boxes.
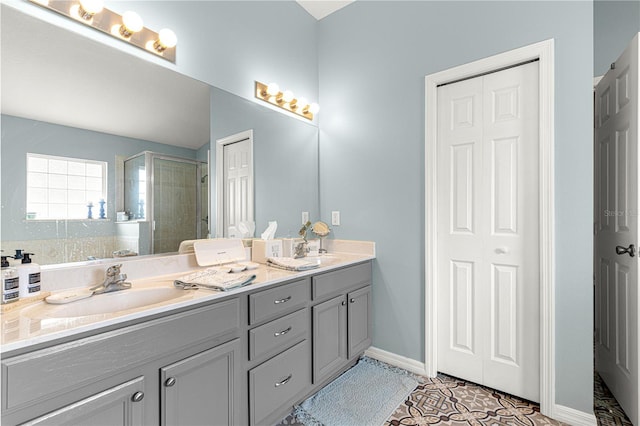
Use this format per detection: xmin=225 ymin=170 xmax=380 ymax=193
xmin=302 ymin=211 xmax=309 ymax=224
xmin=331 ymin=211 xmax=340 ymax=226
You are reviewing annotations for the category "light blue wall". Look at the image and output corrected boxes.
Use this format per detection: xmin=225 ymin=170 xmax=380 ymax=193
xmin=1 ymin=115 xmax=197 ymax=241
xmin=317 ymin=1 xmax=593 ymax=412
xmin=594 ymin=0 xmax=640 ymax=76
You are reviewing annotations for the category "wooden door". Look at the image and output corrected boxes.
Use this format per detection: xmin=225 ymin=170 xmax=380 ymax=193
xmin=437 ymin=61 xmax=540 ymax=402
xmin=595 ymin=33 xmax=639 ymax=425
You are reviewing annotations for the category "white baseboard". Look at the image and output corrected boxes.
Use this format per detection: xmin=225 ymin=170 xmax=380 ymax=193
xmin=552 ymin=404 xmax=597 ymax=426
xmin=364 ymin=346 xmax=429 ymax=376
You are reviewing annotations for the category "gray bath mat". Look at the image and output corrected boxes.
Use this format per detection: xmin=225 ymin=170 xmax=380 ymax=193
xmin=294 ymin=357 xmax=420 ymax=426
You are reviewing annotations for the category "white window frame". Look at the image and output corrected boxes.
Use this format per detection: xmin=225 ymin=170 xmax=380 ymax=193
xmin=26 ymin=153 xmax=108 ymax=220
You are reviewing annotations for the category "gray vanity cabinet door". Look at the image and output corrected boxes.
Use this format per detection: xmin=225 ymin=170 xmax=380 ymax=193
xmin=21 ymin=377 xmax=145 ymax=426
xmin=347 ymin=286 xmax=372 ymax=358
xmin=312 ymin=294 xmax=347 ymax=384
xmin=160 ymin=339 xmax=240 ymax=426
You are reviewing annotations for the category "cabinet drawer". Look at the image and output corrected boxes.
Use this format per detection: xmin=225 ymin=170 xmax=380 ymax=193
xmin=249 ymin=340 xmax=311 ymax=426
xmin=312 ymin=262 xmax=371 ymax=301
xmin=249 ymin=278 xmax=310 ymax=325
xmin=2 ymin=299 xmax=240 ymax=411
xmin=249 ymin=308 xmax=309 ymax=361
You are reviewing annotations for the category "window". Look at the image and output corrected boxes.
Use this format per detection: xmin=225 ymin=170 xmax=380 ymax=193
xmin=26 ymin=153 xmax=107 ymax=220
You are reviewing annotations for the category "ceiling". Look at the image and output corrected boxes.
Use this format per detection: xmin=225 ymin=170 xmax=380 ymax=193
xmin=296 ymin=0 xmax=355 ymax=20
xmin=0 ymin=5 xmax=211 ymax=150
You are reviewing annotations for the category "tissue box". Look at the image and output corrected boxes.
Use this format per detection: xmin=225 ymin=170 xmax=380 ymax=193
xmin=252 ymin=239 xmax=283 ymax=264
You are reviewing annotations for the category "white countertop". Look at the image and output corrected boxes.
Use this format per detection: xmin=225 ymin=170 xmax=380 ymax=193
xmin=1 ymin=251 xmax=374 ymax=354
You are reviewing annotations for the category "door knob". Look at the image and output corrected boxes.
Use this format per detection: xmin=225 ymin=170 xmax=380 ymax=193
xmin=616 ymin=244 xmax=636 ymax=257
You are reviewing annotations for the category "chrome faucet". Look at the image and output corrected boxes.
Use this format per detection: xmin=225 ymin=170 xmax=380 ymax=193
xmin=91 ymin=264 xmax=132 ymax=294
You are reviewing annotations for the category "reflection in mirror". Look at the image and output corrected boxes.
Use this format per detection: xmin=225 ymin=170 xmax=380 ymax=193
xmin=211 ymin=87 xmax=319 ymax=239
xmin=1 ymin=4 xmax=320 ymax=267
xmin=1 ymin=4 xmax=210 ymax=265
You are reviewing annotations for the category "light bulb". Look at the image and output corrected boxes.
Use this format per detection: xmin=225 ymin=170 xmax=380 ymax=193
xmin=266 ymin=83 xmax=280 ymax=96
xmin=308 ymin=103 xmax=320 ymax=114
xmin=120 ymin=11 xmax=143 ymax=38
xmin=283 ymin=91 xmax=294 ymax=103
xmin=296 ymin=97 xmax=308 ymax=110
xmin=153 ymin=28 xmax=177 ymax=52
xmin=158 ymin=29 xmax=177 ymax=48
xmin=79 ymin=0 xmax=103 ymax=15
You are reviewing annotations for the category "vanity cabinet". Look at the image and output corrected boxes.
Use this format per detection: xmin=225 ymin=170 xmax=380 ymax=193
xmin=2 ymin=259 xmax=373 ymax=426
xmin=311 ymin=263 xmax=372 ymax=384
xmin=244 ymin=278 xmax=312 ymax=426
xmin=1 ymin=299 xmax=240 ymax=426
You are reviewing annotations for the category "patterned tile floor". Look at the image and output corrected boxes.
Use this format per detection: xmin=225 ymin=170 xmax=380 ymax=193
xmin=280 ymin=365 xmax=632 ymax=425
xmin=384 ymin=373 xmax=563 ymax=426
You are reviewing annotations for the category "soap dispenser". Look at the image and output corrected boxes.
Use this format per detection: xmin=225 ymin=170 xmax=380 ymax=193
xmin=17 ymin=253 xmax=41 ymax=298
xmin=10 ymin=249 xmax=23 ymax=267
xmin=1 ymin=256 xmax=19 ymax=304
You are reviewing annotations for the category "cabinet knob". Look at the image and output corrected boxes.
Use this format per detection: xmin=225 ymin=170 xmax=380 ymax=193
xmin=350 ymin=298 xmax=355 ymax=303
xmin=341 ymin=300 xmax=346 ymax=306
xmin=165 ymin=377 xmax=177 ymax=387
xmin=131 ymin=391 xmax=145 ymax=402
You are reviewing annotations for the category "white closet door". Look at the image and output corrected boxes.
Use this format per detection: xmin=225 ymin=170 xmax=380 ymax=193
xmin=437 ymin=61 xmax=540 ymax=402
xmin=595 ymin=33 xmax=639 ymax=425
xmin=223 ymin=139 xmax=252 ymax=236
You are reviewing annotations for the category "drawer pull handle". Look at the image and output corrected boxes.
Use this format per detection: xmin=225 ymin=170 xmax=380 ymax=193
xmin=131 ymin=391 xmax=145 ymax=402
xmin=350 ymin=298 xmax=355 ymax=303
xmin=165 ymin=377 xmax=177 ymax=387
xmin=274 ymin=296 xmax=292 ymax=304
xmin=274 ymin=326 xmax=292 ymax=337
xmin=275 ymin=374 xmax=293 ymax=387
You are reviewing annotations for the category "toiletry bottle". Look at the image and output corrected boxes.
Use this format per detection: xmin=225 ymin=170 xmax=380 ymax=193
xmin=1 ymin=256 xmax=20 ymax=304
xmin=17 ymin=253 xmax=41 ymax=298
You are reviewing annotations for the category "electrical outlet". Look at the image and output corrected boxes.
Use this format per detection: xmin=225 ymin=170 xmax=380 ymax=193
xmin=331 ymin=211 xmax=340 ymax=226
xmin=302 ymin=211 xmax=309 ymax=224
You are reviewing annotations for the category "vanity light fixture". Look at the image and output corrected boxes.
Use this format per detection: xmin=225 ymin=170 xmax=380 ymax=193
xmin=27 ymin=0 xmax=177 ymax=63
xmin=255 ymin=81 xmax=319 ymax=120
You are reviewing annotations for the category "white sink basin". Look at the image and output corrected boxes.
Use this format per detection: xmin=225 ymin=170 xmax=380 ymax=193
xmin=304 ymin=254 xmax=339 ymax=266
xmin=24 ymin=287 xmax=188 ymax=318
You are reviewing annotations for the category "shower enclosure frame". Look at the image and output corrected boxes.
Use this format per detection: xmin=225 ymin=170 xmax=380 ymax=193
xmin=124 ymin=151 xmax=208 ymax=255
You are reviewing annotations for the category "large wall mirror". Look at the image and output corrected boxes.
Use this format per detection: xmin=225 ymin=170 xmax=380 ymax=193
xmin=0 ymin=4 xmax=319 ymax=266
